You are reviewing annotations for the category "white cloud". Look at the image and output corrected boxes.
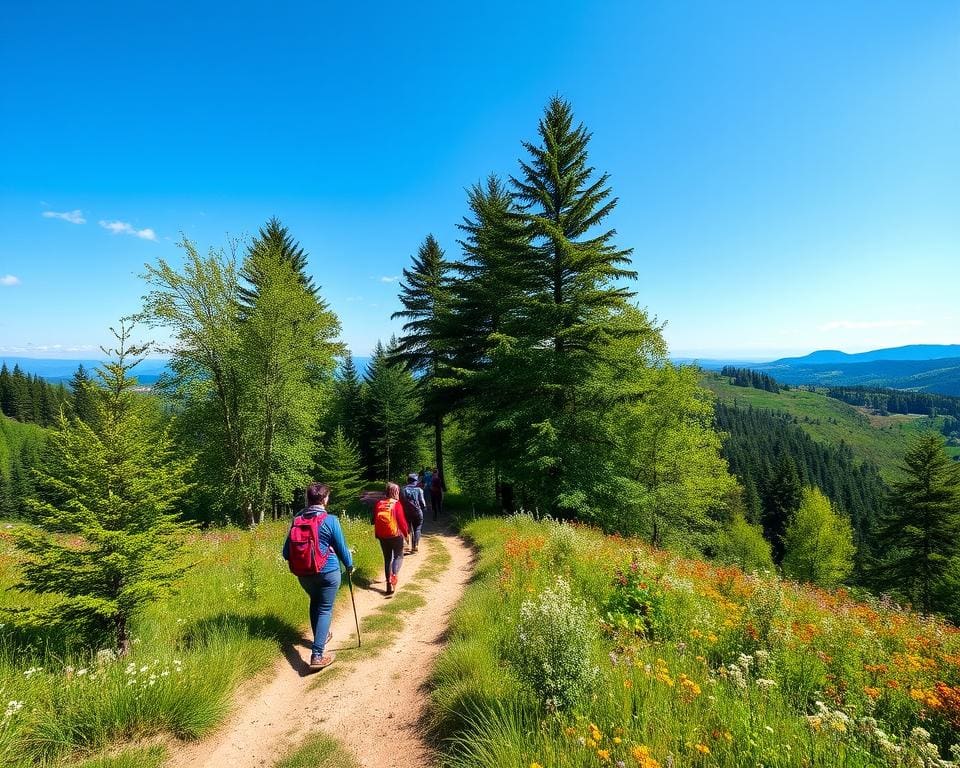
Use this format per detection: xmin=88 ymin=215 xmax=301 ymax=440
xmin=42 ymin=209 xmax=86 ymax=224
xmin=99 ymin=220 xmax=158 ymax=241
xmin=378 ymin=276 xmax=399 ymax=283
xmin=0 ymin=274 xmax=20 ymax=286
xmin=0 ymin=343 xmax=98 ymax=354
xmin=818 ymin=319 xmax=925 ymax=331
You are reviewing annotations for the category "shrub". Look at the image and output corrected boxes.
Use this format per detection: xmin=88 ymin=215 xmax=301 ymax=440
xmin=714 ymin=514 xmax=774 ymax=572
xmin=511 ymin=576 xmax=596 ymax=712
xmin=602 ymin=554 xmax=667 ymax=639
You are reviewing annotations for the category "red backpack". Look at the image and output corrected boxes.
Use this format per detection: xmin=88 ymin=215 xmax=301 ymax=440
xmin=373 ymin=499 xmax=400 ymax=539
xmin=287 ymin=511 xmax=332 ymax=576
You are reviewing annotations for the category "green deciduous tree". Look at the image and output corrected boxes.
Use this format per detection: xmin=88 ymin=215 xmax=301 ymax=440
xmin=874 ymin=433 xmax=960 ymax=614
xmin=142 ymin=227 xmax=341 ymax=525
xmin=10 ymin=322 xmax=193 ymax=652
xmin=782 ymin=487 xmax=855 ymax=587
xmin=715 ymin=514 xmax=775 ymax=572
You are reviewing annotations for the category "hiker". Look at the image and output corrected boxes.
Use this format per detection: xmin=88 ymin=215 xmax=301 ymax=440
xmin=282 ymin=482 xmax=354 ymax=670
xmin=430 ymin=468 xmax=446 ymax=520
xmin=422 ymin=466 xmax=434 ymax=516
xmin=373 ymin=482 xmax=409 ymax=595
xmin=403 ymin=472 xmax=427 ymax=553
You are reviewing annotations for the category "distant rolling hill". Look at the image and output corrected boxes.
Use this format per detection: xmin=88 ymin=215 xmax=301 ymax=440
xmin=750 ymin=356 xmax=960 ymax=396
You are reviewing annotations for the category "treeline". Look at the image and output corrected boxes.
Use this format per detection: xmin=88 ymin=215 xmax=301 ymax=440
xmin=825 ymin=385 xmax=960 ymax=419
xmin=720 ymin=366 xmax=785 ymax=393
xmin=0 ymin=364 xmax=72 ymax=427
xmin=0 ymin=417 xmax=44 ymax=519
xmin=715 ymin=402 xmax=887 ymax=571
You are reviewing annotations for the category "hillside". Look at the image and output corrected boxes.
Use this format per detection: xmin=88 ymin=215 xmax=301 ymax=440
xmin=701 ymin=372 xmax=958 ymax=480
xmin=432 ymin=516 xmax=960 ymax=767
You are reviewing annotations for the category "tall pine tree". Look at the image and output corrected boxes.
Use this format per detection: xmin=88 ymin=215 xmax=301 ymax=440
xmin=391 ymin=234 xmax=452 ymax=476
xmin=874 ymin=433 xmax=960 ymax=614
xmin=11 ymin=321 xmax=193 ymax=652
xmin=238 ymin=217 xmax=318 ymax=311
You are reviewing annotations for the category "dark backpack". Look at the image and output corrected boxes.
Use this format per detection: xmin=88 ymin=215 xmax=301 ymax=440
xmin=287 ymin=511 xmax=332 ymax=576
xmin=402 ymin=486 xmax=424 ymax=520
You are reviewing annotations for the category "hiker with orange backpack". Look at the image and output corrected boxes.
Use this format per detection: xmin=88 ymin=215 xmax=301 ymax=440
xmin=282 ymin=482 xmax=354 ymax=670
xmin=373 ymin=482 xmax=409 ymax=596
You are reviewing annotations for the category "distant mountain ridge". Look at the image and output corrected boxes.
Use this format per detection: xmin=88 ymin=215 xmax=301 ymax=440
xmin=771 ymin=344 xmax=960 ymax=365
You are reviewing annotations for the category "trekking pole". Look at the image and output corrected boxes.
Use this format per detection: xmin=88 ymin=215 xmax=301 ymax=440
xmin=346 ymin=567 xmax=361 ymax=648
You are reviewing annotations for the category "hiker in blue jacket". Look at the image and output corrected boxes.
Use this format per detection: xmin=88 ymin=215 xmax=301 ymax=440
xmin=282 ymin=482 xmax=354 ymax=670
xmin=402 ymin=473 xmax=427 ymax=553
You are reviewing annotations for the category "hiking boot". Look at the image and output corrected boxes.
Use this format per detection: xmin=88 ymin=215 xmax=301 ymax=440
xmin=309 ymin=652 xmax=335 ymax=670
xmin=390 ymin=573 xmax=398 ymax=587
xmin=385 ymin=582 xmax=393 ymax=596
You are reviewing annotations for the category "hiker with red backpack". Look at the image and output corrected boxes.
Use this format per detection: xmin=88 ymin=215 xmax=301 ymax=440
xmin=403 ymin=472 xmax=427 ymax=553
xmin=282 ymin=482 xmax=354 ymax=670
xmin=373 ymin=482 xmax=409 ymax=596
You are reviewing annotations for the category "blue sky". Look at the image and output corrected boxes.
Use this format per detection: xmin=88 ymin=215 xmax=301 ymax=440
xmin=1 ymin=1 xmax=958 ymax=360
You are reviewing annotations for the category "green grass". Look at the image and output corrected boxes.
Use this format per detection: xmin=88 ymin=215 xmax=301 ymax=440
xmin=702 ymin=373 xmax=951 ymax=481
xmin=273 ymin=733 xmax=359 ymax=768
xmin=71 ymin=745 xmax=166 ymax=768
xmin=0 ymin=515 xmax=382 ymax=767
xmin=429 ymin=516 xmax=960 ymax=768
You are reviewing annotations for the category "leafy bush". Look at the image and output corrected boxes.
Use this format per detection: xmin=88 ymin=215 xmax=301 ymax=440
xmin=511 ymin=576 xmax=596 ymax=711
xmin=714 ymin=514 xmax=774 ymax=572
xmin=602 ymin=554 xmax=667 ymax=639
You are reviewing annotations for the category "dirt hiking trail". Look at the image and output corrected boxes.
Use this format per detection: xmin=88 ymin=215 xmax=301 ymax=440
xmin=165 ymin=520 xmax=473 ymax=768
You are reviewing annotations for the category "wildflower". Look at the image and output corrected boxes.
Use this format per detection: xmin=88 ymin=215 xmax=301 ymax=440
xmin=755 ymin=678 xmax=777 ymax=691
xmin=863 ymin=686 xmax=880 ymax=699
xmin=530 ymin=763 xmax=543 ymax=768
xmin=598 ymin=748 xmax=611 ymax=761
xmin=3 ymin=700 xmax=23 ymax=719
xmin=624 ymin=679 xmax=633 ymax=689
xmin=614 ymin=736 xmax=622 ymax=745
xmin=695 ymin=743 xmax=710 ymax=754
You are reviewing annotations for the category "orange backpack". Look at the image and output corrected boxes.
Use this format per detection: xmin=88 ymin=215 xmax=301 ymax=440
xmin=374 ymin=499 xmax=400 ymax=538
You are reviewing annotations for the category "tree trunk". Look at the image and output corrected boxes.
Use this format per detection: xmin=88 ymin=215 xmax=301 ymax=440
xmin=434 ymin=414 xmax=444 ymax=477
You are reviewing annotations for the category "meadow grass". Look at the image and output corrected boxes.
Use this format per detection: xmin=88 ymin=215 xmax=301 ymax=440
xmin=430 ymin=516 xmax=960 ymax=768
xmin=0 ymin=515 xmax=381 ymax=767
xmin=273 ymin=733 xmax=359 ymax=768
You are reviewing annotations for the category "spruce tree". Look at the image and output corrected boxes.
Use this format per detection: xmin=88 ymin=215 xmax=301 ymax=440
xmin=11 ymin=321 xmax=193 ymax=652
xmin=505 ymin=97 xmax=645 ymax=516
xmin=315 ymin=427 xmax=366 ymax=516
xmin=762 ymin=452 xmax=802 ymax=561
xmin=875 ymin=433 xmax=960 ymax=614
xmin=363 ymin=340 xmax=423 ymax=481
xmin=69 ymin=364 xmax=98 ymax=425
xmin=238 ymin=217 xmax=318 ymax=310
xmin=332 ymin=354 xmax=365 ymax=447
xmin=391 ymin=234 xmax=452 ymax=476
xmin=0 ymin=363 xmax=12 ymax=416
